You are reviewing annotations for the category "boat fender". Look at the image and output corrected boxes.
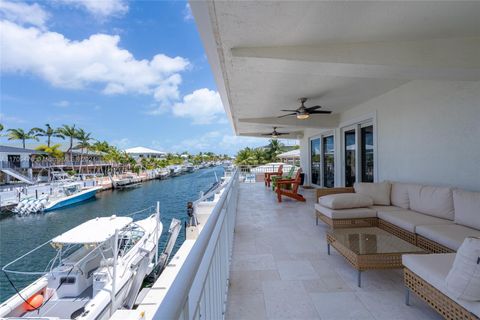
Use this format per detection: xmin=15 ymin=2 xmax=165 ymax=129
xmin=24 ymin=293 xmax=44 ymax=311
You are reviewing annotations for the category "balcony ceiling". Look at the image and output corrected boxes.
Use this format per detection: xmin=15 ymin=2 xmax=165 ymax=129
xmin=191 ymin=1 xmax=480 ymax=136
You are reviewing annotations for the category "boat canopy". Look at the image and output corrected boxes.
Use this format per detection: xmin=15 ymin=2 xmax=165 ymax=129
xmin=52 ymin=216 xmax=133 ymax=245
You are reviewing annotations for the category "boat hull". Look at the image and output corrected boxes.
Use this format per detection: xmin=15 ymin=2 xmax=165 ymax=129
xmin=44 ymin=187 xmax=101 ymax=212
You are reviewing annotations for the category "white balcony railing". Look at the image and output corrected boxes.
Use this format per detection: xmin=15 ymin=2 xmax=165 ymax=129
xmin=151 ymin=170 xmax=239 ymax=319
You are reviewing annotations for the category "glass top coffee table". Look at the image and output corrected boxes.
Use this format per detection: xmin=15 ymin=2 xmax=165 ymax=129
xmin=326 ymin=227 xmax=425 ymax=287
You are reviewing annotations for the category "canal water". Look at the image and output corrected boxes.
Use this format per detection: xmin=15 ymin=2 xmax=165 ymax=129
xmin=0 ymin=166 xmax=224 ymax=303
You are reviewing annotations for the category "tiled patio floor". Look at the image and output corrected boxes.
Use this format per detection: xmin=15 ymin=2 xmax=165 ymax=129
xmin=225 ymin=183 xmax=441 ymax=320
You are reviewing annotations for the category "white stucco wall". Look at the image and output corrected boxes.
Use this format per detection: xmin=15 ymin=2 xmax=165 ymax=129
xmin=300 ymin=80 xmax=480 ymax=191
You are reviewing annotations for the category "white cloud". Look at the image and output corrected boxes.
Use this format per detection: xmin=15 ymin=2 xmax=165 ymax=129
xmin=54 ymin=100 xmax=70 ymax=107
xmin=1 ymin=20 xmax=190 ymax=105
xmin=171 ymin=88 xmax=224 ymax=124
xmin=56 ymin=0 xmax=128 ymax=18
xmin=112 ymin=138 xmax=130 ymax=149
xmin=0 ymin=1 xmax=48 ymax=29
xmin=183 ymin=3 xmax=193 ymax=21
xmin=0 ymin=113 xmax=26 ymax=124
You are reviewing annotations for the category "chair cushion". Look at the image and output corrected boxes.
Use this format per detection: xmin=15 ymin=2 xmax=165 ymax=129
xmin=318 ymin=193 xmax=373 ymax=209
xmin=416 ymin=224 xmax=480 ymax=251
xmin=354 ymin=182 xmax=391 ymax=205
xmin=446 ymin=237 xmax=480 ymax=301
xmin=315 ymin=204 xmax=377 ymax=219
xmin=391 ymin=182 xmax=414 ymax=209
xmin=453 ymin=189 xmax=480 ymax=230
xmin=378 ymin=210 xmax=452 ymax=233
xmin=403 ymin=253 xmax=480 ymax=318
xmin=408 ymin=185 xmax=454 ymax=220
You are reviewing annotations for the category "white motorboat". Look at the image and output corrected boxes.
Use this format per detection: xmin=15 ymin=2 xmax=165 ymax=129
xmin=12 ymin=183 xmax=102 ymax=215
xmin=0 ymin=211 xmax=163 ymax=319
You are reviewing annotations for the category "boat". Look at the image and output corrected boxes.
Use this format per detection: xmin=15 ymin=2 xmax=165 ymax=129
xmin=116 ymin=183 xmax=142 ymax=190
xmin=12 ymin=183 xmax=102 ymax=215
xmin=0 ymin=210 xmax=167 ymax=319
xmin=185 ymin=163 xmax=195 ymax=173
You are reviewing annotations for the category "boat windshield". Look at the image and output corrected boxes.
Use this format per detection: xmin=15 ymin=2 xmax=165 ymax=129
xmin=63 ymin=184 xmax=81 ymax=196
xmin=118 ymin=224 xmax=145 ymax=256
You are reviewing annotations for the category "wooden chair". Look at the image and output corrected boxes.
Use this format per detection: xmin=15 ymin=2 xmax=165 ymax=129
xmin=271 ymin=166 xmax=296 ymax=191
xmin=276 ymin=169 xmax=305 ymax=202
xmin=264 ymin=164 xmax=283 ymax=187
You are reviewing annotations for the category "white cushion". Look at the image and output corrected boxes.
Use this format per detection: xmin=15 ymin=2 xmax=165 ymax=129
xmin=354 ymin=182 xmax=391 ymax=206
xmin=318 ymin=193 xmax=373 ymax=210
xmin=403 ymin=253 xmax=480 ymax=317
xmin=446 ymin=237 xmax=480 ymax=301
xmin=408 ymin=185 xmax=454 ymax=220
xmin=391 ymin=182 xmax=414 ymax=209
xmin=416 ymin=224 xmax=480 ymax=251
xmin=369 ymin=205 xmax=403 ymax=213
xmin=315 ymin=203 xmax=377 ymax=219
xmin=454 ymin=189 xmax=480 ymax=230
xmin=378 ymin=210 xmax=452 ymax=233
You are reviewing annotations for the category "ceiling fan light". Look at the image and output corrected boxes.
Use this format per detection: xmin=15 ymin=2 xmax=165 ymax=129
xmin=271 ymin=134 xmax=278 ymax=138
xmin=297 ymin=113 xmax=309 ymax=120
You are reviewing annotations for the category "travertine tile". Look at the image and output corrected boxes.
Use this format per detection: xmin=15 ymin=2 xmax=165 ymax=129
xmin=225 ymin=293 xmax=267 ymax=320
xmin=262 ymin=280 xmax=319 ymax=319
xmin=309 ymin=292 xmax=373 ymax=319
xmin=225 ymin=183 xmax=439 ymax=320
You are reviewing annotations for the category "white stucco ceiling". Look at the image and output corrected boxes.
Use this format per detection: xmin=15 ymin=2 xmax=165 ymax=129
xmin=190 ymin=1 xmax=480 ymax=137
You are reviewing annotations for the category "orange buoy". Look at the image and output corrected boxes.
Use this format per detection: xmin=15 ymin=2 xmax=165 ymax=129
xmin=24 ymin=294 xmax=44 ymax=311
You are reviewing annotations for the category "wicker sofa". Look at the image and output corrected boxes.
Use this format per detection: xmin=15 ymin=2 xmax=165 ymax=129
xmin=403 ymin=252 xmax=479 ymax=320
xmin=315 ymin=182 xmax=480 ymax=253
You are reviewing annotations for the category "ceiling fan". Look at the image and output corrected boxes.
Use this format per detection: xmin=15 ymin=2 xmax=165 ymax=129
xmin=278 ymin=97 xmax=332 ymax=120
xmin=261 ymin=127 xmax=289 ymax=138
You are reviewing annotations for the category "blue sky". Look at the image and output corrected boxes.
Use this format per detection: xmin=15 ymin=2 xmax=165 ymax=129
xmin=0 ymin=0 xmax=280 ymax=155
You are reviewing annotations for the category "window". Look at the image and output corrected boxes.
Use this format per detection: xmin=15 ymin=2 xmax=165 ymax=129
xmin=361 ymin=125 xmax=374 ymax=182
xmin=310 ymin=138 xmax=321 ymax=186
xmin=322 ymin=135 xmax=334 ymax=188
xmin=344 ymin=129 xmax=356 ymax=187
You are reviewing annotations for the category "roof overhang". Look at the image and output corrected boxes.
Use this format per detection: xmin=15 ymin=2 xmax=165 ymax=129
xmin=190 ymin=1 xmax=480 ymax=138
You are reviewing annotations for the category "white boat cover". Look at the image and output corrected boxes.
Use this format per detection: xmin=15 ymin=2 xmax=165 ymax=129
xmin=52 ymin=216 xmax=133 ymax=245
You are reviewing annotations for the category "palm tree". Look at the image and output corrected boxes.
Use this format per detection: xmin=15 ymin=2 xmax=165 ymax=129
xmin=6 ymin=128 xmax=38 ymax=149
xmin=57 ymin=125 xmax=77 ymax=162
xmin=35 ymin=144 xmax=64 ymax=159
xmin=75 ymin=129 xmax=93 ymax=173
xmin=31 ymin=124 xmax=64 ymax=147
xmin=0 ymin=123 xmax=4 ymax=134
xmin=265 ymin=139 xmax=285 ymax=162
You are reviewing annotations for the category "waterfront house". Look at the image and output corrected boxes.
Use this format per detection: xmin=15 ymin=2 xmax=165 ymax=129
xmin=0 ymin=145 xmax=46 ymax=184
xmin=111 ymin=2 xmax=480 ymax=319
xmin=125 ymin=146 xmax=167 ymax=160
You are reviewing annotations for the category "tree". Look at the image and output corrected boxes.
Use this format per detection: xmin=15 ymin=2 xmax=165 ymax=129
xmin=6 ymin=128 xmax=38 ymax=149
xmin=265 ymin=139 xmax=285 ymax=162
xmin=31 ymin=124 xmax=64 ymax=147
xmin=35 ymin=144 xmax=64 ymax=159
xmin=75 ymin=129 xmax=93 ymax=173
xmin=57 ymin=125 xmax=77 ymax=162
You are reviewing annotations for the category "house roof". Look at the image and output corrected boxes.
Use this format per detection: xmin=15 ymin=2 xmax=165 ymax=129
xmin=0 ymin=145 xmax=46 ymax=155
xmin=277 ymin=149 xmax=300 ymax=159
xmin=125 ymin=146 xmax=166 ymax=155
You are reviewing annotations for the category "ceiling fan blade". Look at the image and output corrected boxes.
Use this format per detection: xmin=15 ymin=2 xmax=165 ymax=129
xmin=277 ymin=113 xmax=297 ymax=118
xmin=261 ymin=133 xmax=272 ymax=136
xmin=309 ymin=110 xmax=332 ymax=114
xmin=281 ymin=109 xmax=298 ymax=112
xmin=306 ymin=105 xmax=322 ymax=111
xmin=276 ymin=132 xmax=289 ymax=135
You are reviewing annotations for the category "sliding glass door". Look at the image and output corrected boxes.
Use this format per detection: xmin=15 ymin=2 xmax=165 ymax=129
xmin=361 ymin=125 xmax=374 ymax=182
xmin=322 ymin=135 xmax=334 ymax=188
xmin=344 ymin=129 xmax=356 ymax=187
xmin=310 ymin=138 xmax=321 ymax=186
xmin=342 ymin=122 xmax=375 ymax=186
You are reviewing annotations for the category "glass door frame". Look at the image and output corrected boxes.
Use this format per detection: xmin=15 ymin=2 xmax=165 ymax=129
xmin=309 ymin=131 xmax=336 ymax=188
xmin=340 ymin=117 xmax=377 ymax=187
